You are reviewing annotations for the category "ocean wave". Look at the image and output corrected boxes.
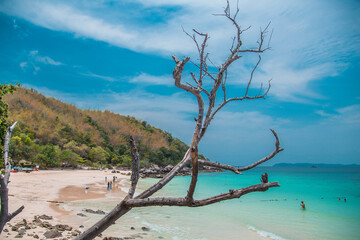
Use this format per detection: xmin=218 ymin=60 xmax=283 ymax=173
xmin=248 ymin=225 xmax=287 ymax=240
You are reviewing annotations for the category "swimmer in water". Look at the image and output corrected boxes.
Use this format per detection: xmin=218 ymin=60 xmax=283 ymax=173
xmin=301 ymin=201 xmax=305 ymax=209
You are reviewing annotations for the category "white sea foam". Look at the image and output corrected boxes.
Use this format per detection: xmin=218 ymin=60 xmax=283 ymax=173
xmin=248 ymin=225 xmax=287 ymax=240
xmin=141 ymin=220 xmax=209 ymax=240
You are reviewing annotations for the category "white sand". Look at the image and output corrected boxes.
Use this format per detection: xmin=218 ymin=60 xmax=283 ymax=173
xmin=3 ymin=169 xmax=130 ymax=239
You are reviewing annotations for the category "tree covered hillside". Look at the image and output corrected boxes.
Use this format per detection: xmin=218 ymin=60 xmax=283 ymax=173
xmin=4 ymin=88 xmax=199 ymax=168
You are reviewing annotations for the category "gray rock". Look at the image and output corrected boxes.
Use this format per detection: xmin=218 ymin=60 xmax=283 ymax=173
xmin=55 ymin=224 xmax=72 ymax=231
xmin=17 ymin=228 xmax=26 ymax=235
xmin=84 ymin=208 xmax=105 ymax=214
xmin=95 ymin=209 xmax=105 ymax=214
xmin=141 ymin=227 xmax=150 ymax=231
xmin=38 ymin=215 xmax=53 ymax=220
xmin=44 ymin=230 xmax=62 ymax=238
xmin=40 ymin=221 xmax=53 ymax=229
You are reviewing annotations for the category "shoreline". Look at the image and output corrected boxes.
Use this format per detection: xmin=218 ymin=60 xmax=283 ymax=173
xmin=4 ymin=169 xmax=279 ymax=240
xmin=4 ymin=169 xmax=131 ymax=239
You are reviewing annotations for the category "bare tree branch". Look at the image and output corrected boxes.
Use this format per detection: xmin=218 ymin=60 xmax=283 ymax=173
xmin=126 ymin=136 xmax=140 ymax=200
xmin=6 ymin=206 xmax=24 ymax=222
xmin=186 ymin=146 xmax=198 ymax=203
xmin=3 ymin=122 xmax=18 ymax=185
xmin=199 ymin=129 xmax=283 ymax=174
xmin=0 ymin=121 xmax=24 ymax=233
xmin=77 ymin=2 xmax=281 ymax=239
xmin=238 ymin=129 xmax=283 ymax=171
xmin=245 ymin=54 xmax=261 ymax=97
xmin=76 ymin=152 xmax=192 ymax=240
xmin=198 ymin=160 xmax=243 ymax=174
xmin=125 ymin=182 xmax=279 ymax=208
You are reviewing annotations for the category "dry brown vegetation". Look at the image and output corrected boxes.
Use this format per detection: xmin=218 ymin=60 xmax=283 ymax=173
xmin=4 ymin=87 xmax=190 ymax=168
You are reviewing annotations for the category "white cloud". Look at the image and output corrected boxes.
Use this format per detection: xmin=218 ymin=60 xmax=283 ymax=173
xmin=29 ymin=50 xmax=63 ymax=66
xmin=315 ymin=104 xmax=360 ymax=125
xmin=33 ymin=66 xmax=40 ymax=75
xmin=129 ymin=73 xmax=173 ymax=86
xmin=329 ymin=104 xmax=360 ymax=125
xmin=19 ymin=50 xmax=63 ymax=74
xmin=19 ymin=61 xmax=28 ymax=70
xmin=2 ymin=0 xmax=360 ymax=102
xmin=257 ymin=61 xmax=335 ymax=102
xmin=315 ymin=110 xmax=333 ymax=118
xmin=36 ymin=56 xmax=63 ymax=66
xmin=80 ymin=72 xmax=115 ymax=82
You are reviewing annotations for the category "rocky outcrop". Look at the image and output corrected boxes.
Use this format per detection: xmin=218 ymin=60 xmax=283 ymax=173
xmin=5 ymin=215 xmax=80 ymax=239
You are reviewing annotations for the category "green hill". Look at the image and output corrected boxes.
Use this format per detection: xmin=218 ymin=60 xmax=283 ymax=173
xmin=4 ymin=87 xmax=196 ymax=169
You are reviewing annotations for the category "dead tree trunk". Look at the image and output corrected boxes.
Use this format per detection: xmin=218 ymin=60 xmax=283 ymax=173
xmin=0 ymin=121 xmax=24 ymax=233
xmin=77 ymin=2 xmax=283 ymax=239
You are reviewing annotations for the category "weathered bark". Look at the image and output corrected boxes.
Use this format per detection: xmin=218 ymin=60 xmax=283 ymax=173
xmin=76 ymin=147 xmax=192 ymax=239
xmin=186 ymin=146 xmax=199 ymax=203
xmin=125 ymin=182 xmax=280 ymax=207
xmin=0 ymin=122 xmax=24 ymax=233
xmin=126 ymin=136 xmax=140 ymax=199
xmin=75 ymin=201 xmax=130 ymax=240
xmin=77 ymin=2 xmax=282 ymax=239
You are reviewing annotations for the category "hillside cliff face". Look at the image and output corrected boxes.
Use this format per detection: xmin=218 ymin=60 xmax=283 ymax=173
xmin=4 ymin=88 xmax=195 ymax=168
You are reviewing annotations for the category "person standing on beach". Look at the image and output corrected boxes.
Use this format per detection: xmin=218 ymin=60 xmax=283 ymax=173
xmin=107 ymin=181 xmax=110 ymax=190
xmin=301 ymin=201 xmax=306 ymax=209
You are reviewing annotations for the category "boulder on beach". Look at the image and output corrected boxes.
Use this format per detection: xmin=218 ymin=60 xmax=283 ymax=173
xmin=43 ymin=230 xmax=62 ymax=238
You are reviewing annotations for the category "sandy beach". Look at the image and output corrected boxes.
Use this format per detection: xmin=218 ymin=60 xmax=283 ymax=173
xmin=3 ymin=169 xmax=132 ymax=239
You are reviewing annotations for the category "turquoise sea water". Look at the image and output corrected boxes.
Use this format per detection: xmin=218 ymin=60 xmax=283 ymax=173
xmin=70 ymin=167 xmax=360 ymax=240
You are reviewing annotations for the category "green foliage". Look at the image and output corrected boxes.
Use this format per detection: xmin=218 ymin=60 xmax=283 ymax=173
xmin=88 ymin=146 xmax=109 ymax=167
xmin=0 ymin=83 xmax=19 ymax=154
xmin=33 ymin=145 xmax=61 ymax=168
xmin=63 ymin=140 xmax=89 ymax=158
xmin=58 ymin=149 xmax=82 ymax=167
xmin=4 ymin=87 xmax=206 ymax=169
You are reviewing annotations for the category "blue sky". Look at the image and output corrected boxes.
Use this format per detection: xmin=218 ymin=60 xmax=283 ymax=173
xmin=0 ymin=0 xmax=359 ymax=165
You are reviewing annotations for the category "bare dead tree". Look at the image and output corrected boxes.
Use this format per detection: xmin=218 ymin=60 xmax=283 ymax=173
xmin=77 ymin=2 xmax=283 ymax=239
xmin=0 ymin=121 xmax=24 ymax=233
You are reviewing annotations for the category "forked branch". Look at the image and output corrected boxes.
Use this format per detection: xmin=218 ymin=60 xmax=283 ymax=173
xmin=199 ymin=129 xmax=283 ymax=174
